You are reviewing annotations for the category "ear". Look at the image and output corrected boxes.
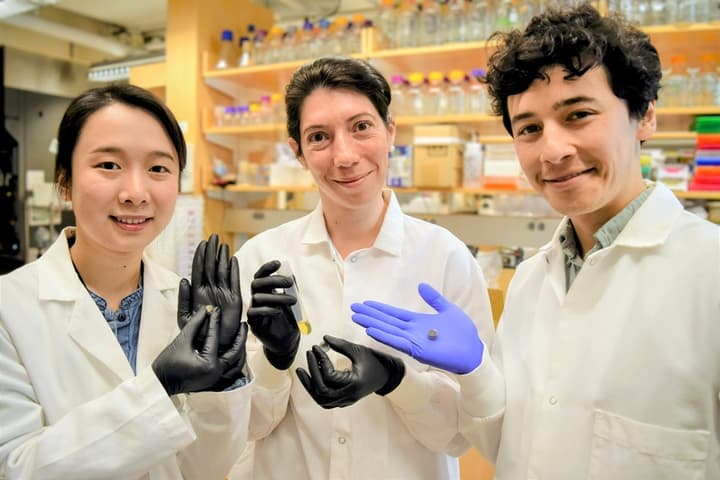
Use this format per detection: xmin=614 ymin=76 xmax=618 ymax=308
xmin=636 ymin=100 xmax=657 ymax=142
xmin=386 ymin=118 xmax=397 ymax=152
xmin=288 ymin=137 xmax=306 ymax=168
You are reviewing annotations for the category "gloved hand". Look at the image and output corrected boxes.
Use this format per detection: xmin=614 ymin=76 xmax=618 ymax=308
xmin=295 ymin=335 xmax=405 ymax=409
xmin=153 ymin=306 xmax=224 ymax=396
xmin=351 ymin=283 xmax=484 ymax=374
xmin=178 ymin=234 xmax=242 ymax=351
xmin=211 ymin=322 xmax=249 ymax=391
xmin=247 ymin=260 xmax=300 ymax=370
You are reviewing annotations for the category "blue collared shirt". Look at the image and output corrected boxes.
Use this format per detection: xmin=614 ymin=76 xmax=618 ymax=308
xmin=88 ymin=287 xmax=143 ymax=373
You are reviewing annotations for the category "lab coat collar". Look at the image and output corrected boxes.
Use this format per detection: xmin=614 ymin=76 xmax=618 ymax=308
xmin=613 ymin=182 xmax=683 ymax=248
xmin=301 ymin=190 xmax=404 ymax=256
xmin=536 ymin=182 xmax=683 ymax=301
xmin=39 ymin=227 xmax=178 ymax=380
xmin=539 ymin=182 xmax=682 ymax=256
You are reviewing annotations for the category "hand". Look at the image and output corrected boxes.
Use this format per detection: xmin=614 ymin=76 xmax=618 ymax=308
xmin=211 ymin=322 xmax=250 ymax=391
xmin=295 ymin=335 xmax=405 ymax=409
xmin=247 ymin=260 xmax=300 ymax=370
xmin=351 ymin=283 xmax=484 ymax=374
xmin=153 ymin=307 xmax=223 ymax=396
xmin=178 ymin=234 xmax=242 ymax=351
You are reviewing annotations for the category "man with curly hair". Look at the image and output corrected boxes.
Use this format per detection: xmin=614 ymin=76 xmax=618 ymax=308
xmin=351 ymin=3 xmax=720 ymax=478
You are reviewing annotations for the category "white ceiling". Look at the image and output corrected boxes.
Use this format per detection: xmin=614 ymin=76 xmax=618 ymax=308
xmin=53 ymin=0 xmax=167 ymax=32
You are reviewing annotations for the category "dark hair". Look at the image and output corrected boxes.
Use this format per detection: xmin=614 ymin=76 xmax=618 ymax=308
xmin=54 ymin=84 xmax=186 ymax=191
xmin=285 ymin=56 xmax=392 ymax=156
xmin=485 ymin=3 xmax=661 ymax=135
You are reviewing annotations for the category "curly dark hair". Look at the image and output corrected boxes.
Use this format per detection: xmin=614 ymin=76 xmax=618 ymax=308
xmin=285 ymin=56 xmax=392 ymax=157
xmin=485 ymin=3 xmax=661 ymax=135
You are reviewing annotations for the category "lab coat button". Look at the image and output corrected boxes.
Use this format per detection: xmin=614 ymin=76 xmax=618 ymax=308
xmin=350 ymin=256 xmax=358 ymax=263
xmin=589 ymin=258 xmax=597 ymax=266
xmin=338 ymin=436 xmax=347 ymax=444
xmin=549 ymin=395 xmax=558 ymax=405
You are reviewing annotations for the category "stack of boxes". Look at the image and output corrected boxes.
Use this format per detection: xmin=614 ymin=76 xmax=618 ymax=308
xmin=689 ymin=117 xmax=720 ymax=192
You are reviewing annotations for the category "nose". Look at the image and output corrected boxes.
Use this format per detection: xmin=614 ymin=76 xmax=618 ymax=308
xmin=539 ymin=123 xmax=576 ymax=165
xmin=118 ymin=169 xmax=150 ymax=204
xmin=332 ymin=131 xmax=359 ymax=168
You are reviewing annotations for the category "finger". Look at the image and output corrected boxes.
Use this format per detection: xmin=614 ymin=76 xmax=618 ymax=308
xmin=366 ymin=328 xmax=415 ymax=357
xmin=217 ymin=242 xmax=230 ymax=290
xmin=182 ymin=305 xmax=210 ymax=338
xmin=305 ymin=349 xmax=333 ymax=395
xmin=417 ymin=283 xmax=453 ymax=313
xmin=191 ymin=240 xmax=207 ymax=288
xmin=351 ymin=312 xmax=408 ymax=338
xmin=254 ymin=260 xmax=281 ymax=279
xmin=251 ymin=275 xmax=293 ymax=293
xmin=229 ymin=256 xmax=241 ymax=296
xmin=252 ymin=293 xmax=297 ymax=308
xmin=311 ymin=345 xmax=348 ymax=388
xmin=295 ymin=367 xmax=319 ymax=400
xmin=360 ymin=300 xmax=425 ymax=322
xmin=351 ymin=303 xmax=412 ymax=330
xmin=322 ymin=335 xmax=359 ymax=363
xmin=200 ymin=308 xmax=221 ymax=358
xmin=205 ymin=234 xmax=219 ymax=286
xmin=220 ymin=322 xmax=248 ymax=365
xmin=177 ymin=278 xmax=192 ymax=328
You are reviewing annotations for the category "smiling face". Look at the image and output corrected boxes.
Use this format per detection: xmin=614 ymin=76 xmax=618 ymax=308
xmin=288 ymin=87 xmax=395 ymax=214
xmin=507 ymin=65 xmax=656 ymax=228
xmin=67 ymin=102 xmax=179 ymax=257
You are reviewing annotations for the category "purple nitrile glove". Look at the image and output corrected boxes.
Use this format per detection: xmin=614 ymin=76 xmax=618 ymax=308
xmin=350 ymin=283 xmax=484 ymax=374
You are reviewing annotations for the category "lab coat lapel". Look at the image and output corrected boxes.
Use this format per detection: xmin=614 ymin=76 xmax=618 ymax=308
xmin=136 ymin=257 xmax=180 ymax=369
xmin=68 ymin=294 xmax=135 ymax=381
xmin=40 ymin=228 xmax=134 ymax=381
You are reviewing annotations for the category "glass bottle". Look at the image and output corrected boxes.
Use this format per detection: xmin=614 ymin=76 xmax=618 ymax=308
xmin=426 ymin=71 xmax=448 ymax=115
xmin=407 ymin=72 xmax=426 ymax=116
xmin=390 ymin=74 xmax=408 ymax=118
xmin=215 ymin=29 xmax=235 ymax=69
xmin=447 ymin=69 xmax=466 ymax=114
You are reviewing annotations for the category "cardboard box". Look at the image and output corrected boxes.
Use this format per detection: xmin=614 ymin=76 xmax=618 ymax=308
xmin=413 ymin=124 xmax=462 ymax=145
xmin=413 ymin=144 xmax=463 ymax=188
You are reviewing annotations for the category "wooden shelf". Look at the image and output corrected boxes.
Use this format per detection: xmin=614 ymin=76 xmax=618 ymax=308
xmin=209 ymin=184 xmax=720 ymax=201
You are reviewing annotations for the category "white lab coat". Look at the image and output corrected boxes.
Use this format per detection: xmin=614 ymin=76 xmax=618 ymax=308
xmin=461 ymin=182 xmax=720 ymax=479
xmin=0 ymin=228 xmax=252 ymax=480
xmin=234 ymin=192 xmax=494 ymax=479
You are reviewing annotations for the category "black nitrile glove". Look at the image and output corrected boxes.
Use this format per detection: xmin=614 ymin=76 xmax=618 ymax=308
xmin=211 ymin=322 xmax=249 ymax=391
xmin=295 ymin=335 xmax=406 ymax=409
xmin=178 ymin=234 xmax=242 ymax=352
xmin=153 ymin=306 xmax=224 ymax=396
xmin=247 ymin=260 xmax=300 ymax=370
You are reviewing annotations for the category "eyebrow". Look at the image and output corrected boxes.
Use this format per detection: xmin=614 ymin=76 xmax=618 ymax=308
xmin=90 ymin=146 xmax=176 ymax=161
xmin=510 ymin=96 xmax=598 ymax=126
xmin=301 ymin=112 xmax=375 ymax=136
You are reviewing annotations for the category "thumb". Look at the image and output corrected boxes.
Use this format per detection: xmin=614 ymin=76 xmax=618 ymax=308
xmin=322 ymin=335 xmax=360 ymax=362
xmin=418 ymin=283 xmax=452 ymax=313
